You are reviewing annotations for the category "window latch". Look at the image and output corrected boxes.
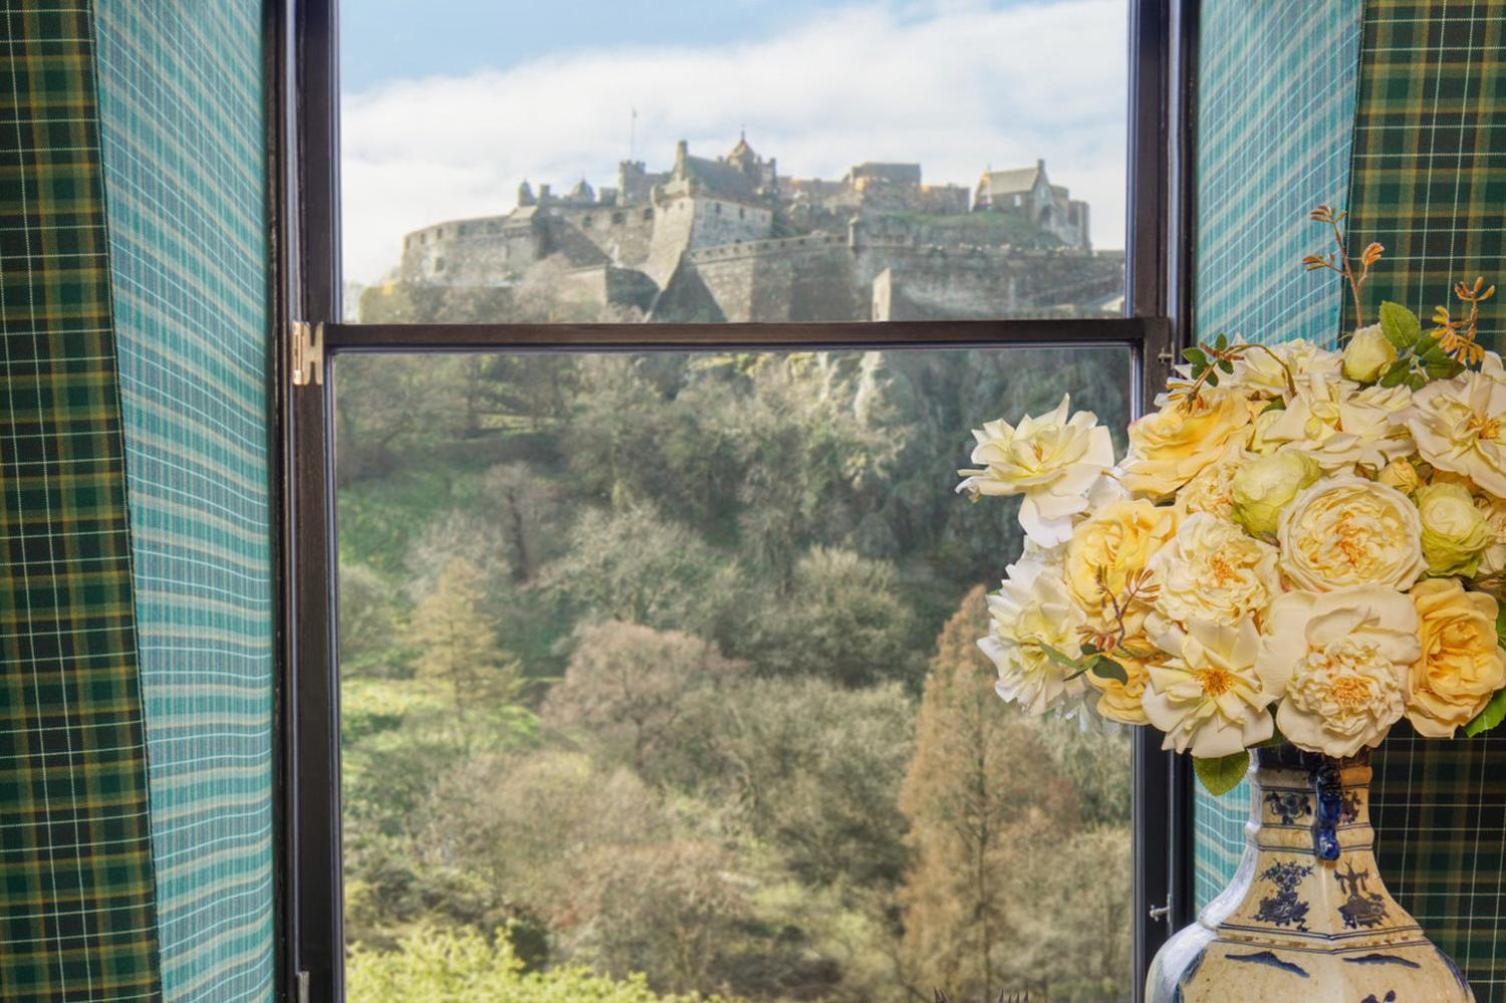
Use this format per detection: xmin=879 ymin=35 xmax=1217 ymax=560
xmin=291 ymin=320 xmax=325 ymax=387
xmin=1148 ymin=903 xmax=1172 ymax=923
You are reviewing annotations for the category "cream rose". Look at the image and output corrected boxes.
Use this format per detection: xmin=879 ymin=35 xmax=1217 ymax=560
xmin=979 ymin=553 xmax=1087 ymax=715
xmin=1415 ymin=481 xmax=1492 ymax=576
xmin=958 ymin=394 xmax=1116 ymax=546
xmin=1142 ymin=617 xmax=1275 ymax=757
xmin=1065 ymin=499 xmax=1178 ymax=636
xmin=1477 ymin=493 xmax=1506 ymax=576
xmin=1121 ymin=389 xmax=1251 ymax=500
xmin=1229 ymin=339 xmax=1342 ymax=398
xmin=1257 ymin=588 xmax=1421 ymax=757
xmin=1407 ymin=354 xmax=1506 ymax=499
xmin=1406 ymin=579 xmax=1506 ymax=737
xmin=1277 ymin=476 xmax=1425 ymax=591
xmin=1260 ymin=377 xmax=1412 ymax=472
xmin=1175 ymin=443 xmax=1245 ymax=522
xmin=1148 ymin=512 xmax=1281 ymax=626
xmin=1342 ymin=323 xmax=1399 ymax=383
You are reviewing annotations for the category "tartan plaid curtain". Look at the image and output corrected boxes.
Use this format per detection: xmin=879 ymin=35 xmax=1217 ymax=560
xmin=1193 ymin=2 xmax=1506 ymax=999
xmin=0 ymin=3 xmax=163 ymax=999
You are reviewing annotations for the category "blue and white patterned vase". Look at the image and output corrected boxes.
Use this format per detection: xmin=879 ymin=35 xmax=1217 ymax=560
xmin=1147 ymin=746 xmax=1473 ymax=1002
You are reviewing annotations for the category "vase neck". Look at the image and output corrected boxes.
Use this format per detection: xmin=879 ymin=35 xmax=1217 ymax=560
xmin=1251 ymin=748 xmax=1372 ymax=862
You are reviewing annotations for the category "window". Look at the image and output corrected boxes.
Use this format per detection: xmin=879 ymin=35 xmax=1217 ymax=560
xmin=286 ymin=2 xmax=1193 ymax=1001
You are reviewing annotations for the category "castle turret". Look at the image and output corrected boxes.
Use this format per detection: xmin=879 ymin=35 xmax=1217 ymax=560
xmin=517 ymin=180 xmax=536 ymax=207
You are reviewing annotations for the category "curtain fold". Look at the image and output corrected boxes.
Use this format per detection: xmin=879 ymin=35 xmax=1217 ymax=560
xmin=0 ymin=3 xmax=163 ymax=999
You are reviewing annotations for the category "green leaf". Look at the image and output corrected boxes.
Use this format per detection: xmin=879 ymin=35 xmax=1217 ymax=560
xmin=1378 ymin=359 xmax=1411 ymax=388
xmin=1193 ymin=752 xmax=1250 ymax=796
xmin=1496 ymin=601 xmax=1506 ymax=648
xmin=1217 ymin=358 xmax=1235 ymax=374
xmin=1379 ymin=300 xmax=1422 ymax=350
xmin=1206 ymin=370 xmax=1220 ymax=387
xmin=1260 ymin=397 xmax=1286 ymax=414
xmin=1215 ymin=332 xmax=1229 ymax=351
xmin=1465 ymin=689 xmax=1506 ymax=737
xmin=1037 ymin=644 xmax=1086 ymax=673
xmin=1087 ymin=657 xmax=1129 ymax=685
xmin=1182 ymin=346 xmax=1207 ymax=367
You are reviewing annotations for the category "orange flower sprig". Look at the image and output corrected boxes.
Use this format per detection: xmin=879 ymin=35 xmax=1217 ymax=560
xmin=1430 ymin=276 xmax=1496 ymax=367
xmin=1303 ymin=204 xmax=1384 ymax=329
xmin=1077 ymin=567 xmax=1160 ymax=659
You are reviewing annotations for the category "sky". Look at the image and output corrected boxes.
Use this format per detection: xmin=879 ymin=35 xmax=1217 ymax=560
xmin=339 ymin=0 xmax=1129 ymax=286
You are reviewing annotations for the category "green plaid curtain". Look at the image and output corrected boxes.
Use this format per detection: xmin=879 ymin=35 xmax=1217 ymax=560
xmin=1343 ymin=3 xmax=1506 ymax=998
xmin=1341 ymin=0 xmax=1506 ymax=348
xmin=0 ymin=3 xmax=163 ymax=1000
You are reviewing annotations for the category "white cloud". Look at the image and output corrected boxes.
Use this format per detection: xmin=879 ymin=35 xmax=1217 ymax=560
xmin=340 ymin=0 xmax=1128 ymax=285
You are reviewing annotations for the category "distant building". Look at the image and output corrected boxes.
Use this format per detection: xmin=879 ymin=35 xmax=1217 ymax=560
xmin=975 ymin=159 xmax=1091 ymax=250
xmin=391 ymin=139 xmax=1118 ymax=323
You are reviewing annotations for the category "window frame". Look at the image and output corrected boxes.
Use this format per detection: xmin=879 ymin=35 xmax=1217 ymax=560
xmin=272 ymin=1 xmax=1200 ymax=998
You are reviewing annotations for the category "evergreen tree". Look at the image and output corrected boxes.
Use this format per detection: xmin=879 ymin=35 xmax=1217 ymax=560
xmin=897 ymin=587 xmax=1078 ymax=1000
xmin=408 ymin=557 xmax=523 ymax=725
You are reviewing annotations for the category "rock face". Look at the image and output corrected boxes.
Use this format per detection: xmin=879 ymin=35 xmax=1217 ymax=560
xmin=1147 ymin=748 xmax=1474 ymax=1003
xmin=386 ymin=137 xmax=1123 ymax=323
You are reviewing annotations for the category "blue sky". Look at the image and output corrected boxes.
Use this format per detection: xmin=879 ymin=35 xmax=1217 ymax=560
xmin=339 ymin=0 xmax=1129 ymax=284
xmin=342 ymin=0 xmax=872 ymax=93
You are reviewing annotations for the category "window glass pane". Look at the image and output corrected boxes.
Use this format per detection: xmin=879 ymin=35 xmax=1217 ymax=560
xmin=334 ymin=344 xmax=1135 ymax=1001
xmin=339 ymin=1 xmax=1129 ymax=323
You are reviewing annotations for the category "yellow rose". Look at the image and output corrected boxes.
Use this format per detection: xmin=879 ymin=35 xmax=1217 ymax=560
xmin=1066 ymin=499 xmax=1178 ymax=634
xmin=1406 ymin=579 xmax=1506 ymax=737
xmin=1407 ymin=355 xmax=1506 ymax=498
xmin=1277 ymin=476 xmax=1426 ymax=591
xmin=1121 ymin=389 xmax=1251 ymax=500
xmin=1378 ymin=458 xmax=1421 ymax=495
xmin=1148 ymin=512 xmax=1281 ymax=625
xmin=1415 ymin=481 xmax=1492 ymax=576
xmin=1342 ymin=323 xmax=1399 ymax=383
xmin=1230 ymin=450 xmax=1321 ymax=536
xmin=1257 ymin=587 xmax=1421 ymax=757
xmin=1087 ymin=656 xmax=1150 ymax=726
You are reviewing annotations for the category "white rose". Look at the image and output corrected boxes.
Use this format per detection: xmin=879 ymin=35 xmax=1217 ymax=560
xmin=978 ymin=552 xmax=1088 ymax=715
xmin=1407 ymin=356 xmax=1506 ymax=499
xmin=1257 ymin=588 xmax=1421 ymax=757
xmin=959 ymin=394 xmax=1116 ymax=546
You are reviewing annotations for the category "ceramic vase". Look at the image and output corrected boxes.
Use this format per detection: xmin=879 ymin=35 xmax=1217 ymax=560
xmin=1146 ymin=745 xmax=1473 ymax=1002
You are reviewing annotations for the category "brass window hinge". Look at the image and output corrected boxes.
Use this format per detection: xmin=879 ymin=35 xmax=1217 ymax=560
xmin=291 ymin=320 xmax=325 ymax=387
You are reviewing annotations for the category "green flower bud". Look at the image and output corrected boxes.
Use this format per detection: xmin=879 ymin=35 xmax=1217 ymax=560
xmin=1342 ymin=323 xmax=1398 ymax=383
xmin=1231 ymin=451 xmax=1322 ymax=536
xmin=1416 ymin=481 xmax=1492 ymax=576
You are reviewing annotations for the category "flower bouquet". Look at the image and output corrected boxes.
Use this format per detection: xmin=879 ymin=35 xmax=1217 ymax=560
xmin=961 ymin=207 xmax=1500 ymax=1000
xmin=960 ymin=206 xmax=1505 ymax=793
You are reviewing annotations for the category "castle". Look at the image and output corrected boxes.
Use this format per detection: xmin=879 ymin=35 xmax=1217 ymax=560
xmin=386 ymin=136 xmax=1123 ymax=323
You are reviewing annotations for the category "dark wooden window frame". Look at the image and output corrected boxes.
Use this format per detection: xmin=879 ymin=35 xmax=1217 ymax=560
xmin=269 ymin=1 xmax=1201 ymax=998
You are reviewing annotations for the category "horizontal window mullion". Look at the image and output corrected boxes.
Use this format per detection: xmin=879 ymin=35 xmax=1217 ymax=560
xmin=321 ymin=316 xmax=1167 ymax=354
